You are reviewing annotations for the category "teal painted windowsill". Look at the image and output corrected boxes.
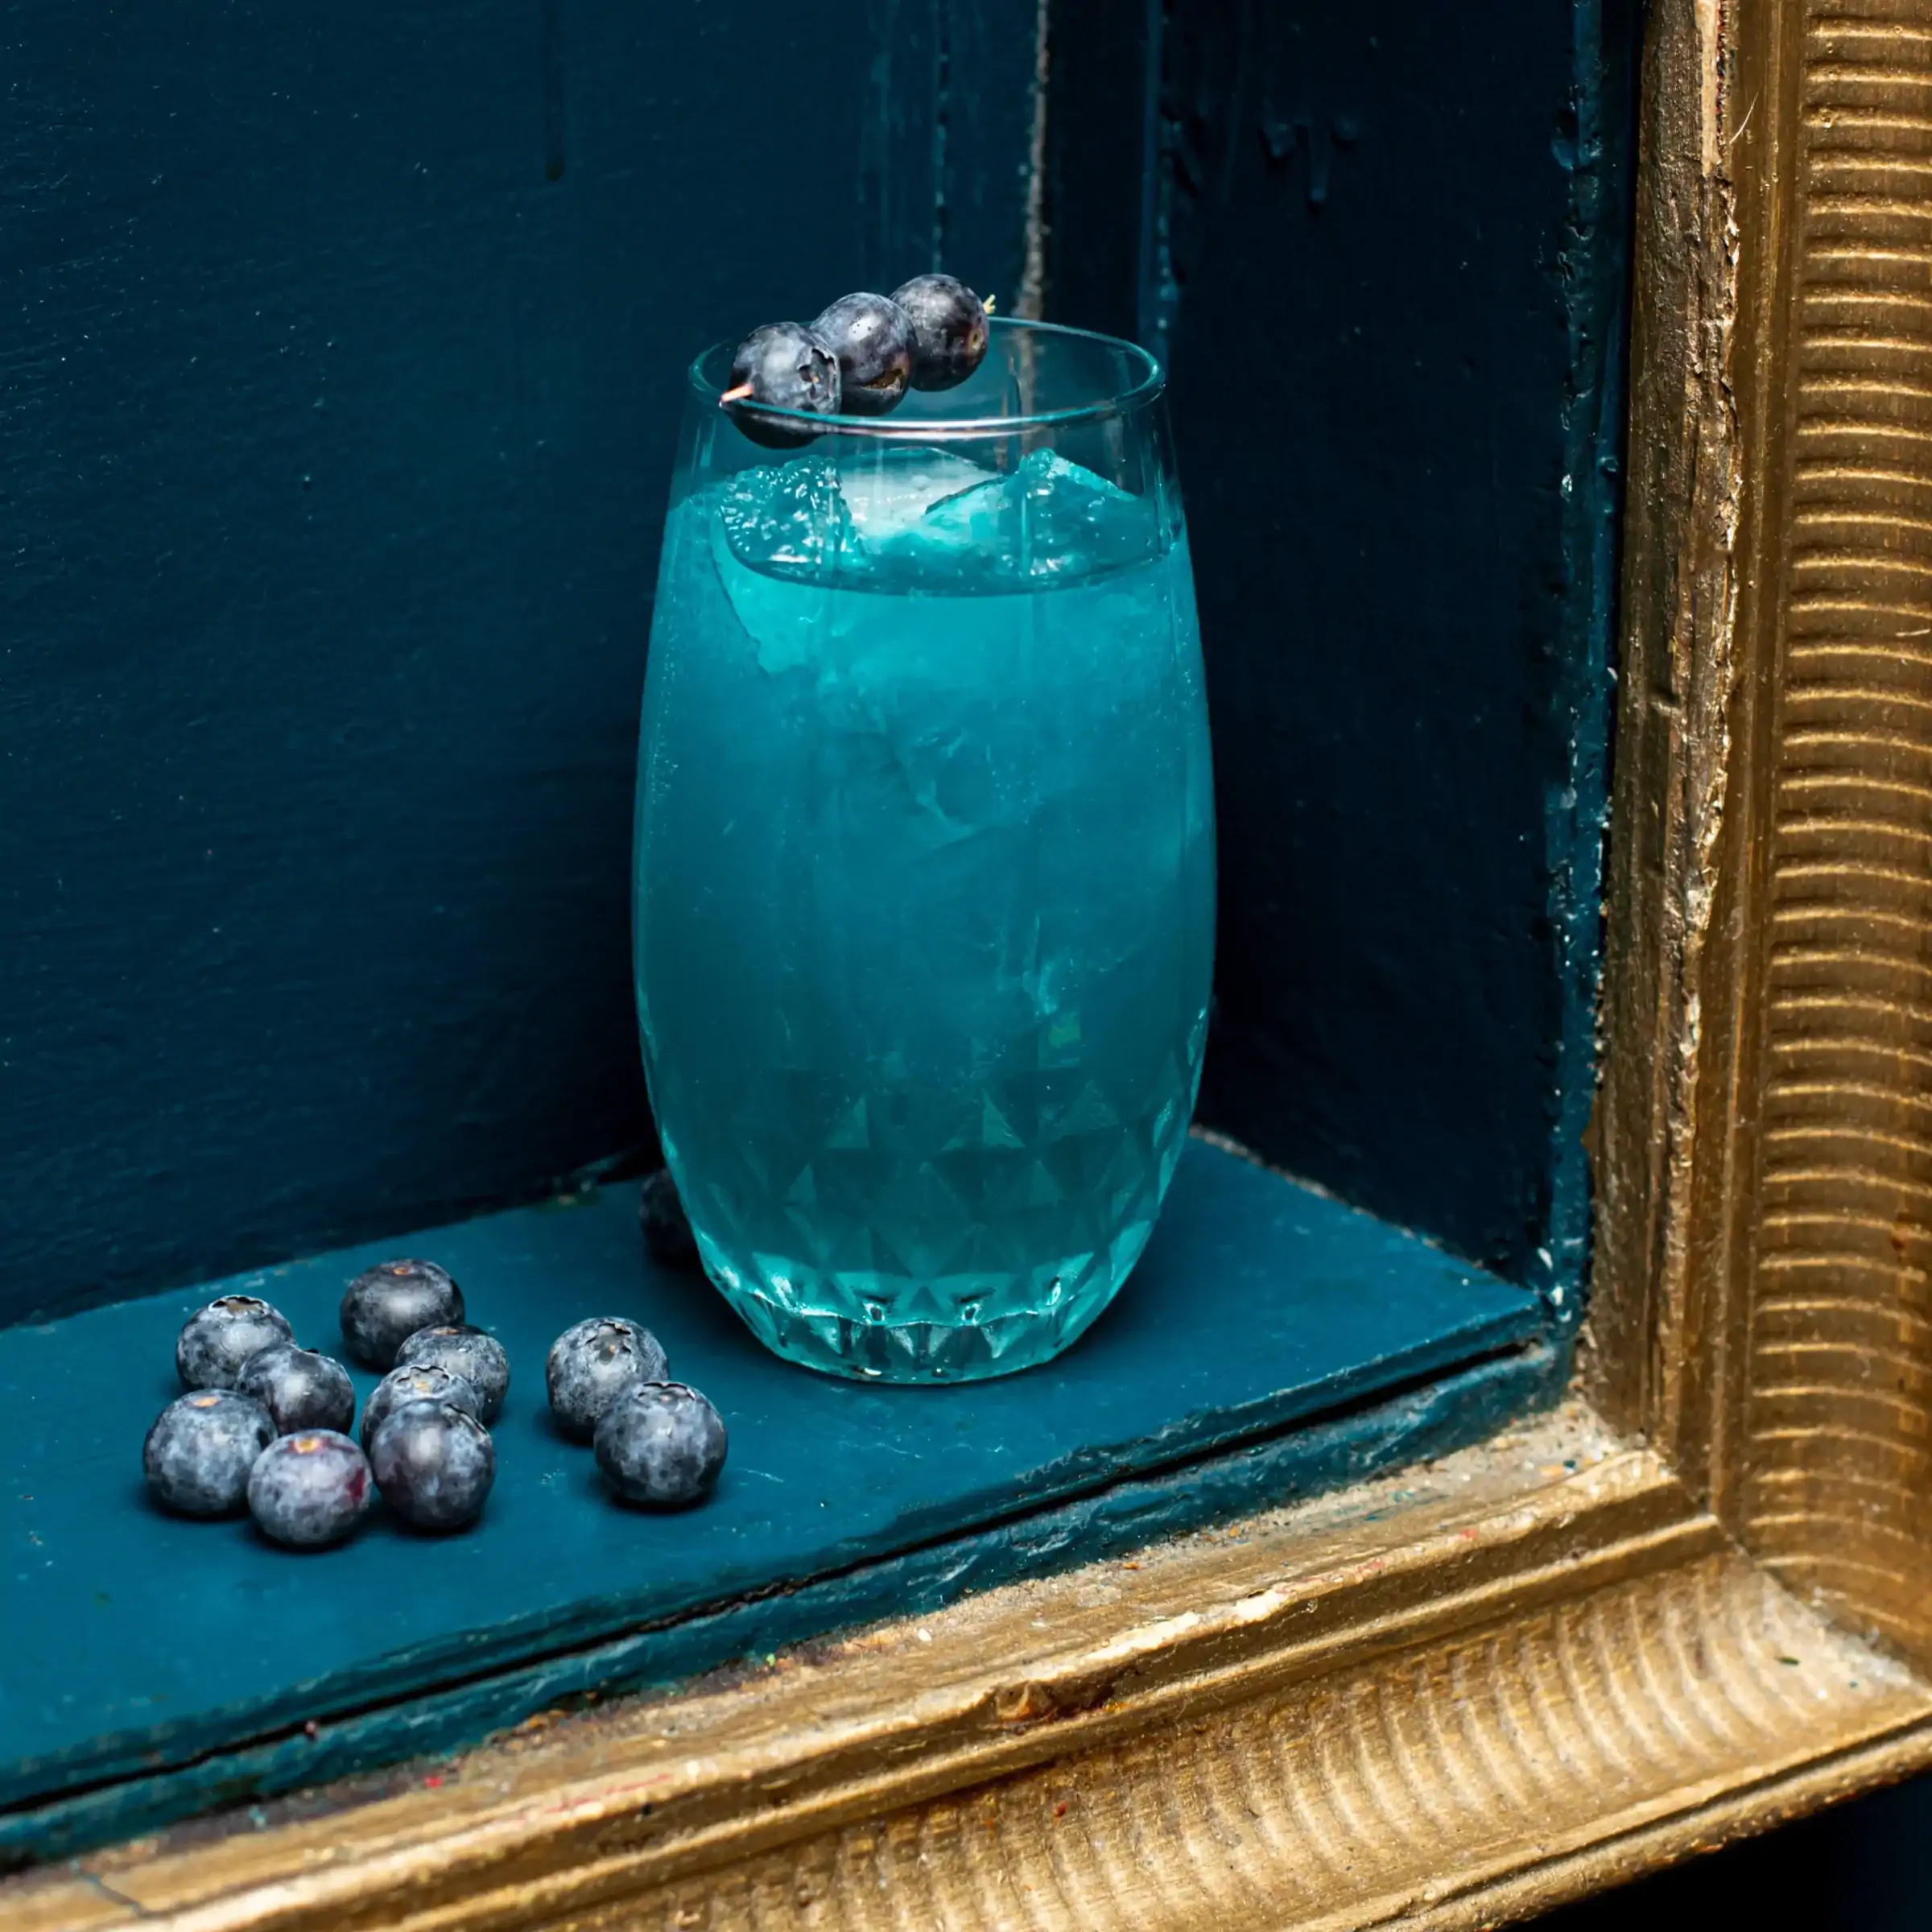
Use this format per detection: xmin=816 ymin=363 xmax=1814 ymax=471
xmin=0 ymin=1135 xmax=1556 ymax=1864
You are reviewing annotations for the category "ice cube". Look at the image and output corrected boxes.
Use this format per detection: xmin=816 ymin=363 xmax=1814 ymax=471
xmin=1017 ymin=448 xmax=1133 ymax=503
xmin=716 ymin=457 xmax=863 ymax=582
xmin=709 ymin=459 xmax=871 ymax=675
xmin=705 ymin=525 xmax=809 ymax=676
xmin=836 ymin=447 xmax=996 ymax=543
xmin=1007 ymin=450 xmax=1159 ymax=582
xmin=884 ymin=473 xmax=1017 ymax=575
xmin=870 ymin=448 xmax=1161 ymax=588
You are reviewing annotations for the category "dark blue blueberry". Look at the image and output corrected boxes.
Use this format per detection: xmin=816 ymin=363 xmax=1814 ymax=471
xmin=546 ymin=1316 xmax=669 ymax=1442
xmin=175 ymin=1294 xmax=295 ymax=1390
xmin=890 ymin=275 xmax=990 ymax=392
xmin=143 ymin=1389 xmax=276 ymax=1517
xmin=640 ymin=1167 xmax=700 ymax=1271
xmin=237 ymin=1344 xmax=356 ymax=1435
xmin=246 ymin=1430 xmax=373 ymax=1547
xmin=369 ymin=1399 xmax=496 ymax=1532
xmin=394 ymin=1324 xmax=510 ymax=1422
xmin=724 ymin=321 xmax=841 ymax=449
xmin=340 ymin=1258 xmax=464 ymax=1369
xmin=359 ymin=1362 xmax=482 ymax=1452
xmin=593 ymin=1382 xmax=728 ymax=1507
xmin=809 ymin=293 xmax=916 ymax=417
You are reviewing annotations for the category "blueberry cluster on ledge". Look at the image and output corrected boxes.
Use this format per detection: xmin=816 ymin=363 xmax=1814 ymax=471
xmin=140 ymin=1171 xmax=729 ymax=1544
xmin=147 ymin=1265 xmax=497 ymax=1545
xmin=547 ymin=1316 xmax=727 ymax=1507
xmin=723 ymin=274 xmax=990 ymax=449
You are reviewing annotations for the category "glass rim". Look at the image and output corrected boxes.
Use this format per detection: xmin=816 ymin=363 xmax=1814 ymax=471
xmin=685 ymin=315 xmax=1166 ymax=438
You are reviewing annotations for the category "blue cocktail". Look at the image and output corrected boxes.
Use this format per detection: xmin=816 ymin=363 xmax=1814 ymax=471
xmin=635 ymin=320 xmax=1213 ymax=1380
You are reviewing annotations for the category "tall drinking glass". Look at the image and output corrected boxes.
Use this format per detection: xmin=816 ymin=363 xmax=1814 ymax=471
xmin=634 ymin=318 xmax=1214 ymax=1381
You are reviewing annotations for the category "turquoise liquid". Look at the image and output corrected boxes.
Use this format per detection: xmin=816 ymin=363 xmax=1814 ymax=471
xmin=635 ymin=446 xmax=1214 ymax=1380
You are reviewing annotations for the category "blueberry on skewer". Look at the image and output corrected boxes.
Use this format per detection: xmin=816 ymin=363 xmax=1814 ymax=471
xmin=720 ymin=321 xmax=840 ymax=448
xmin=890 ymin=275 xmax=990 ymax=391
xmin=809 ymin=292 xmax=916 ymax=416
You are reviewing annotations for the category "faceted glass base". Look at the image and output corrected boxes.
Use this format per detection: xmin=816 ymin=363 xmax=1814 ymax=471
xmin=671 ymin=1075 xmax=1193 ymax=1383
xmin=698 ymin=1220 xmax=1154 ymax=1382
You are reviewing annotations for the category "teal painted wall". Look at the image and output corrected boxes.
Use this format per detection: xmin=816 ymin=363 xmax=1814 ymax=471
xmin=2 ymin=0 xmax=1635 ymax=1323
xmin=2 ymin=0 xmax=1036 ymax=1317
xmin=1046 ymin=0 xmax=1636 ymax=1298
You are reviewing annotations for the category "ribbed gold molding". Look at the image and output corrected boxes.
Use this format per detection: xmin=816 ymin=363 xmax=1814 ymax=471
xmin=8 ymin=1419 xmax=1930 ymax=1932
xmin=1746 ymin=2 xmax=1932 ymax=1662
xmin=1594 ymin=0 xmax=1932 ymax=1666
xmin=604 ymin=1558 xmax=1919 ymax=1932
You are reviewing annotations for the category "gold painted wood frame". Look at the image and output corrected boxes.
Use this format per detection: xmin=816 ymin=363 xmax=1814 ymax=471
xmin=15 ymin=3 xmax=1932 ymax=1925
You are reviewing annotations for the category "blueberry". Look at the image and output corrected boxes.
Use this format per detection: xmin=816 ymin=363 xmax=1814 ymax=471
xmin=175 ymin=1294 xmax=295 ymax=1391
xmin=593 ymin=1382 xmax=728 ymax=1507
xmin=340 ymin=1258 xmax=464 ymax=1369
xmin=809 ymin=292 xmax=916 ymax=417
xmin=246 ymin=1430 xmax=373 ymax=1548
xmin=890 ymin=275 xmax=990 ymax=391
xmin=237 ymin=1344 xmax=356 ymax=1435
xmin=369 ymin=1400 xmax=496 ymax=1533
xmin=546 ymin=1316 xmax=669 ymax=1441
xmin=360 ymin=1362 xmax=482 ymax=1452
xmin=394 ymin=1324 xmax=510 ymax=1422
xmin=724 ymin=321 xmax=841 ymax=449
xmin=143 ymin=1389 xmax=276 ymax=1517
xmin=640 ymin=1168 xmax=700 ymax=1271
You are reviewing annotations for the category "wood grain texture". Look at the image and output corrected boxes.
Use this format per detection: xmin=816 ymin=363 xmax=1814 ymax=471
xmin=7 ymin=1418 xmax=1930 ymax=1932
